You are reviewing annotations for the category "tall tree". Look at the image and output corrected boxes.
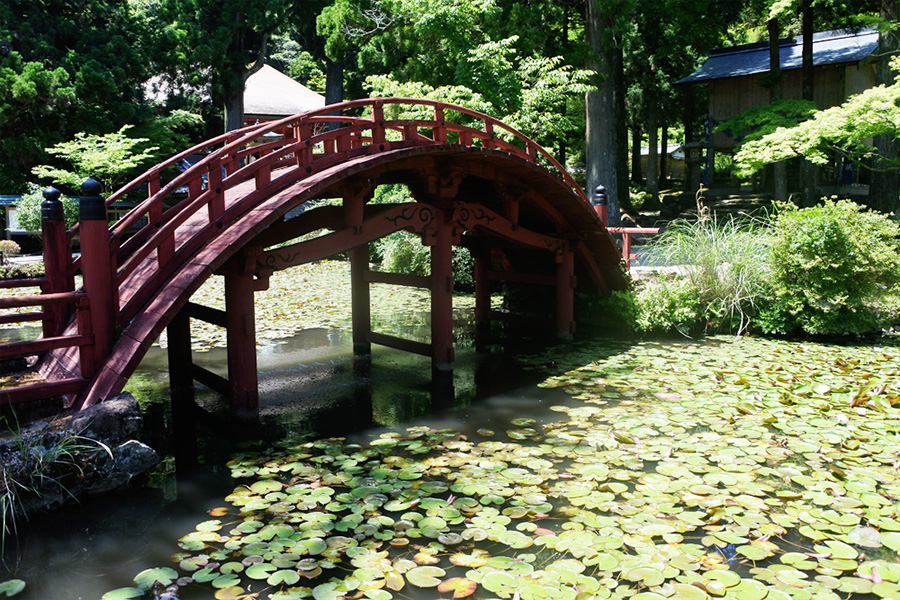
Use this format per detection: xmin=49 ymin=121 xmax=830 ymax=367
xmin=159 ymin=0 xmax=305 ymax=131
xmin=0 ymin=0 xmax=150 ymax=190
xmin=585 ymin=0 xmax=631 ymax=227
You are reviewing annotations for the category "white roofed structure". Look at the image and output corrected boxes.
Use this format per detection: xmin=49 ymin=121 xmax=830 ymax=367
xmin=243 ymin=64 xmax=326 ymax=123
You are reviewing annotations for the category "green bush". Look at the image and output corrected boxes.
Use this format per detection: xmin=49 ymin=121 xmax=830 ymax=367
xmin=376 ymin=232 xmax=475 ymax=292
xmin=634 ymin=276 xmax=705 ymax=335
xmin=759 ymin=200 xmax=900 ymax=335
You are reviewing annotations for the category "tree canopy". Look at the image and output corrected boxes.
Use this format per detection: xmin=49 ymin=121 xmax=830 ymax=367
xmin=1 ymin=0 xmax=895 ymax=215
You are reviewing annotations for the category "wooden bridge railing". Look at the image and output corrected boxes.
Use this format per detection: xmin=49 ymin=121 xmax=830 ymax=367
xmin=0 ymin=98 xmax=607 ymax=410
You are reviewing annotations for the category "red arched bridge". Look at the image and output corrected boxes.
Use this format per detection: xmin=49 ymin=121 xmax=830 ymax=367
xmin=0 ymin=98 xmax=628 ymax=415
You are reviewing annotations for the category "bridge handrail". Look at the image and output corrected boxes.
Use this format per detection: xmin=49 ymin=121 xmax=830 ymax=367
xmin=106 ymin=99 xmax=582 ymax=248
xmin=64 ymin=98 xmax=585 ymax=323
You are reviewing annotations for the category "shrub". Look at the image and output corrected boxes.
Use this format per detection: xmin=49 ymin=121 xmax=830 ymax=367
xmin=0 ymin=263 xmax=44 ymax=280
xmin=759 ymin=200 xmax=900 ymax=335
xmin=0 ymin=241 xmax=19 ymax=265
xmin=376 ymin=232 xmax=476 ymax=292
xmin=647 ymin=211 xmax=772 ymax=333
xmin=634 ymin=276 xmax=705 ymax=335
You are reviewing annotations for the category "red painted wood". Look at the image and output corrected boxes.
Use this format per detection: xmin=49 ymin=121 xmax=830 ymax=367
xmin=225 ymin=271 xmax=258 ymax=414
xmin=42 ymin=208 xmax=73 ymax=337
xmin=80 ymin=218 xmax=115 ymax=368
xmin=15 ymin=99 xmax=633 ymax=411
xmin=0 ymin=334 xmax=91 ymax=360
xmin=0 ymin=378 xmax=85 ymax=406
xmin=430 ymin=213 xmax=454 ymax=371
xmin=556 ymin=246 xmax=576 ymax=340
xmin=350 ymin=244 xmax=371 ymax=355
xmin=474 ymin=254 xmax=490 ymax=326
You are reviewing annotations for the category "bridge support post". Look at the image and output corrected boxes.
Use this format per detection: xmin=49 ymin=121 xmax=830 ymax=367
xmin=350 ymin=244 xmax=371 ymax=355
xmin=556 ymin=245 xmax=576 ymax=341
xmin=430 ymin=213 xmax=454 ymax=371
xmin=167 ymin=308 xmax=198 ymax=470
xmin=474 ymin=250 xmax=491 ymax=330
xmin=225 ymin=270 xmax=259 ymax=416
xmin=79 ymin=179 xmax=116 ymax=368
xmin=41 ymin=187 xmax=74 ymax=337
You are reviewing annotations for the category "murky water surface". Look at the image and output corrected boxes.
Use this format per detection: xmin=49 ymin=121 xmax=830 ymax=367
xmin=4 ymin=316 xmax=900 ymax=600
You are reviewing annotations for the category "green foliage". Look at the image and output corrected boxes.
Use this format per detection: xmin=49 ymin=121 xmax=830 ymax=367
xmin=634 ymin=276 xmax=705 ymax=334
xmin=734 ymin=58 xmax=900 ymax=178
xmin=0 ymin=0 xmax=154 ymax=190
xmin=14 ymin=186 xmax=79 ymax=234
xmin=31 ymin=126 xmax=158 ymax=192
xmin=378 ymin=231 xmax=431 ymax=277
xmin=0 ymin=263 xmax=45 ymax=281
xmin=759 ymin=199 xmax=900 ymax=335
xmin=647 ymin=212 xmax=773 ymax=334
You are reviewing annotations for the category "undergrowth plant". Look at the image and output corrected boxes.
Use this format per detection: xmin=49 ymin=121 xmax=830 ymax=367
xmin=0 ymin=417 xmax=111 ymax=558
xmin=759 ymin=200 xmax=900 ymax=335
xmin=646 ymin=206 xmax=772 ymax=334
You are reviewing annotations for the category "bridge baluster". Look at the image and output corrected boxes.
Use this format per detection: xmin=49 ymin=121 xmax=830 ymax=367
xmin=41 ymin=187 xmax=74 ymax=337
xmin=433 ymin=107 xmax=447 ymax=143
xmin=372 ymin=101 xmax=385 ymax=145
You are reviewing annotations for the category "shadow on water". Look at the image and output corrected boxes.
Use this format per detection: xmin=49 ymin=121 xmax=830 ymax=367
xmin=0 ymin=298 xmax=649 ymax=599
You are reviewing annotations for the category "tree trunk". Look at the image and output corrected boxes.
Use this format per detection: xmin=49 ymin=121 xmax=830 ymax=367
xmin=585 ymin=0 xmax=621 ymax=226
xmin=326 ymin=60 xmax=344 ymax=105
xmin=615 ymin=43 xmax=632 ymax=221
xmin=768 ymin=18 xmax=788 ymax=202
xmin=659 ymin=122 xmax=668 ymax=187
xmin=223 ymin=85 xmax=245 ymax=132
xmin=646 ymin=104 xmax=659 ymax=202
xmin=631 ymin=126 xmax=642 ymax=184
xmin=799 ymin=0 xmax=818 ymax=207
xmin=869 ymin=0 xmax=900 ymax=213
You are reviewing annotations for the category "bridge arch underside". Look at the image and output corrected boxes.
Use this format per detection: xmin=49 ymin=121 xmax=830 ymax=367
xmin=80 ymin=146 xmax=627 ymax=409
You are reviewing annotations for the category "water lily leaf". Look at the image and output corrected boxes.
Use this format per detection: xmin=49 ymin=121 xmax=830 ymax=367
xmin=134 ymin=567 xmax=178 ymax=589
xmin=211 ymin=574 xmax=241 ymax=589
xmin=246 ymin=563 xmax=277 ymax=579
xmin=437 ymin=577 xmax=477 ymax=599
xmin=406 ymin=566 xmax=445 ymax=587
xmin=214 ymin=586 xmax=246 ymax=600
xmin=625 ymin=566 xmax=665 ymax=587
xmin=481 ymin=570 xmax=517 ymax=594
xmin=269 ymin=569 xmax=302 ymax=586
xmin=101 ymin=588 xmax=142 ymax=600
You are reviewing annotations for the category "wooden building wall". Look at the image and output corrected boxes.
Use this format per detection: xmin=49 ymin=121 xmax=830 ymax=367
xmin=710 ymin=62 xmax=876 ymax=150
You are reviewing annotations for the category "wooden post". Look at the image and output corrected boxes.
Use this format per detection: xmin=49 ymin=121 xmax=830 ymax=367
xmin=350 ymin=244 xmax=371 ymax=354
xmin=167 ymin=307 xmax=197 ymax=473
xmin=430 ymin=213 xmax=454 ymax=371
xmin=41 ymin=187 xmax=73 ymax=337
xmin=555 ymin=245 xmax=576 ymax=340
xmin=474 ymin=249 xmax=490 ymax=329
xmin=225 ymin=270 xmax=259 ymax=416
xmin=78 ymin=178 xmax=115 ymax=368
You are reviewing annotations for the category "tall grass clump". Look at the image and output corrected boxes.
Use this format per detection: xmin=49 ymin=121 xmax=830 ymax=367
xmin=644 ymin=208 xmax=773 ymax=334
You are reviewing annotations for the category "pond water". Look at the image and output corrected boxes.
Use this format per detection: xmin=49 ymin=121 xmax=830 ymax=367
xmin=4 ymin=309 xmax=900 ymax=600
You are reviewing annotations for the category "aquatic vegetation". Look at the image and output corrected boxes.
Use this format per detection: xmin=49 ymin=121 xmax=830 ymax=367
xmin=111 ymin=336 xmax=900 ymax=599
xmin=0 ymin=579 xmax=24 ymax=597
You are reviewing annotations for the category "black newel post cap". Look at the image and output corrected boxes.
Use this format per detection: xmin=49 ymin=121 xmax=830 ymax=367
xmin=41 ymin=186 xmax=64 ymax=221
xmin=79 ymin=178 xmax=107 ymax=221
xmin=593 ymin=185 xmax=607 ymax=206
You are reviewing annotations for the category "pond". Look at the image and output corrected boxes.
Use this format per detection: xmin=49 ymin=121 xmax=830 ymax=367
xmin=3 ymin=263 xmax=900 ymax=600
